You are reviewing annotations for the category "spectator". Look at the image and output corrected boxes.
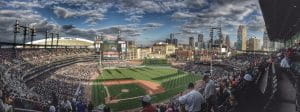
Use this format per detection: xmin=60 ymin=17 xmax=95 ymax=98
xmin=0 ymin=90 xmax=5 ymax=112
xmin=216 ymin=79 xmax=230 ymax=106
xmin=280 ymin=55 xmax=291 ymax=71
xmin=49 ymin=105 xmax=56 ymax=112
xmin=165 ymin=104 xmax=173 ymax=112
xmin=87 ymin=101 xmax=94 ymax=112
xmin=178 ymin=82 xmax=205 ymax=112
xmin=103 ymin=105 xmax=111 ymax=112
xmin=76 ymin=100 xmax=86 ymax=112
xmin=62 ymin=98 xmax=72 ymax=112
xmin=140 ymin=95 xmax=156 ymax=112
xmin=0 ymin=90 xmax=13 ymax=112
xmin=203 ymin=75 xmax=217 ymax=112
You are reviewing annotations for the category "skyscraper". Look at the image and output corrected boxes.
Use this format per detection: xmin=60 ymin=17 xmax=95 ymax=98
xmin=248 ymin=37 xmax=260 ymax=51
xmin=170 ymin=33 xmax=174 ymax=40
xmin=166 ymin=33 xmax=178 ymax=46
xmin=225 ymin=35 xmax=230 ymax=48
xmin=198 ymin=34 xmax=204 ymax=49
xmin=237 ymin=25 xmax=247 ymax=50
xmin=189 ymin=37 xmax=195 ymax=48
xmin=262 ymin=31 xmax=270 ymax=51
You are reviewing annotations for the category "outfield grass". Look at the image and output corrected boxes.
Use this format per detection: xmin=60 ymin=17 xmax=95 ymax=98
xmin=96 ymin=67 xmax=179 ymax=83
xmin=142 ymin=59 xmax=170 ymax=66
xmin=92 ymin=66 xmax=202 ymax=111
xmin=108 ymin=84 xmax=146 ymax=99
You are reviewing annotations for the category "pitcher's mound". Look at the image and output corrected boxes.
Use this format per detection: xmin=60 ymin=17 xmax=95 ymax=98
xmin=121 ymin=89 xmax=129 ymax=93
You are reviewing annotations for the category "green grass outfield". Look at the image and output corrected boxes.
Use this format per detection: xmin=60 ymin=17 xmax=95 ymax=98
xmin=92 ymin=66 xmax=202 ymax=111
xmin=95 ymin=66 xmax=180 ymax=82
xmin=142 ymin=59 xmax=170 ymax=66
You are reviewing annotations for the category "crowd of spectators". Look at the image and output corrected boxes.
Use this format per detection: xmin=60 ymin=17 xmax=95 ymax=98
xmin=0 ymin=48 xmax=94 ymax=112
xmin=134 ymin=53 xmax=270 ymax=112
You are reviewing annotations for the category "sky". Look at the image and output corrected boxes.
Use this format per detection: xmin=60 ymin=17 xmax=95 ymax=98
xmin=0 ymin=0 xmax=266 ymax=46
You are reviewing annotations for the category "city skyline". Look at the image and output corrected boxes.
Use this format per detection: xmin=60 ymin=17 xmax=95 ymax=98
xmin=0 ymin=0 xmax=265 ymax=46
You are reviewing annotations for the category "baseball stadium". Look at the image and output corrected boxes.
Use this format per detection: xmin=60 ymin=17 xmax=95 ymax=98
xmin=1 ymin=1 xmax=300 ymax=112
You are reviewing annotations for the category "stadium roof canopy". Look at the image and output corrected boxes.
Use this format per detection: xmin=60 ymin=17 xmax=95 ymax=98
xmin=259 ymin=0 xmax=300 ymax=41
xmin=30 ymin=37 xmax=94 ymax=46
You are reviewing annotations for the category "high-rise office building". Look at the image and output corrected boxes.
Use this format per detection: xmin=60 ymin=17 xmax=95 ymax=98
xmin=198 ymin=34 xmax=204 ymax=49
xmin=225 ymin=35 xmax=230 ymax=48
xmin=166 ymin=33 xmax=178 ymax=46
xmin=173 ymin=38 xmax=178 ymax=46
xmin=237 ymin=25 xmax=247 ymax=50
xmin=262 ymin=31 xmax=270 ymax=51
xmin=189 ymin=36 xmax=195 ymax=48
xmin=170 ymin=33 xmax=174 ymax=40
xmin=248 ymin=37 xmax=260 ymax=51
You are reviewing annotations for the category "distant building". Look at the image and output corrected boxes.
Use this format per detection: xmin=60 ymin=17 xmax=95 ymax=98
xmin=237 ymin=25 xmax=247 ymax=50
xmin=225 ymin=35 xmax=230 ymax=48
xmin=177 ymin=44 xmax=191 ymax=50
xmin=126 ymin=41 xmax=137 ymax=60
xmin=262 ymin=31 xmax=270 ymax=51
xmin=189 ymin=37 xmax=195 ymax=48
xmin=248 ymin=37 xmax=260 ymax=51
xmin=152 ymin=42 xmax=175 ymax=56
xmin=166 ymin=33 xmax=178 ymax=46
xmin=175 ymin=49 xmax=194 ymax=61
xmin=136 ymin=47 xmax=152 ymax=59
xmin=198 ymin=34 xmax=205 ymax=49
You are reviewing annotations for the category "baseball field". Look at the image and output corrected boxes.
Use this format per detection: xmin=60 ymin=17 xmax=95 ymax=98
xmin=92 ymin=66 xmax=201 ymax=111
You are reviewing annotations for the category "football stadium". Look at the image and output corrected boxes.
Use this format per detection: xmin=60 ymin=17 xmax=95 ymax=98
xmin=1 ymin=0 xmax=300 ymax=112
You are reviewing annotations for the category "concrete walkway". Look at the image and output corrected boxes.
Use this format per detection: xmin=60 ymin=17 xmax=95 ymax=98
xmin=268 ymin=67 xmax=296 ymax=112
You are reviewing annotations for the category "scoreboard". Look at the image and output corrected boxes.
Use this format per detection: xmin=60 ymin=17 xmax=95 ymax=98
xmin=102 ymin=40 xmax=119 ymax=60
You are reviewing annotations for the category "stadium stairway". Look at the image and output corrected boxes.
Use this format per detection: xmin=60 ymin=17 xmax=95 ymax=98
xmin=265 ymin=66 xmax=297 ymax=112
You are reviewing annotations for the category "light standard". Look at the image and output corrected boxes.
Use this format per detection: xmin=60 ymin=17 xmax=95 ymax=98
xmin=13 ymin=20 xmax=20 ymax=49
xmin=44 ymin=30 xmax=48 ymax=49
xmin=21 ymin=24 xmax=29 ymax=48
xmin=30 ymin=26 xmax=36 ymax=48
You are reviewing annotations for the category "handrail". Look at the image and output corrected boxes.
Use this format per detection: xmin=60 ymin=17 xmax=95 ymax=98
xmin=13 ymin=108 xmax=43 ymax=112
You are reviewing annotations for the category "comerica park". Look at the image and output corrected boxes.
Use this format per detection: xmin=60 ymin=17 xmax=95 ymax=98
xmin=0 ymin=0 xmax=299 ymax=112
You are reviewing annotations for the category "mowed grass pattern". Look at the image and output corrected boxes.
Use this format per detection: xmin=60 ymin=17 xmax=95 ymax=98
xmin=92 ymin=66 xmax=202 ymax=111
xmin=108 ymin=84 xmax=146 ymax=99
xmin=96 ymin=67 xmax=180 ymax=82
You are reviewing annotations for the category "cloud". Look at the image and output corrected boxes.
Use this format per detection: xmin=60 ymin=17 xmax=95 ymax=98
xmin=0 ymin=9 xmax=59 ymax=42
xmin=171 ymin=12 xmax=196 ymax=19
xmin=246 ymin=15 xmax=265 ymax=32
xmin=53 ymin=6 xmax=76 ymax=18
xmin=125 ymin=15 xmax=143 ymax=22
xmin=0 ymin=0 xmax=265 ymax=44
xmin=62 ymin=25 xmax=76 ymax=30
xmin=53 ymin=6 xmax=107 ymax=24
xmin=184 ymin=0 xmax=207 ymax=8
xmin=175 ymin=0 xmax=262 ymax=35
xmin=5 ymin=1 xmax=43 ymax=9
xmin=144 ymin=23 xmax=163 ymax=28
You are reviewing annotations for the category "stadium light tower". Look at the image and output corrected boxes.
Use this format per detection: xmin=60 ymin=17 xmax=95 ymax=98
xmin=56 ymin=33 xmax=60 ymax=49
xmin=50 ymin=32 xmax=54 ymax=49
xmin=13 ymin=20 xmax=20 ymax=49
xmin=44 ymin=30 xmax=48 ymax=49
xmin=30 ymin=26 xmax=36 ymax=48
xmin=21 ymin=24 xmax=29 ymax=48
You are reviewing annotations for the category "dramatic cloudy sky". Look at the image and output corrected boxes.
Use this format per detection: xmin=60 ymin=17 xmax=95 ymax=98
xmin=0 ymin=0 xmax=265 ymax=46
